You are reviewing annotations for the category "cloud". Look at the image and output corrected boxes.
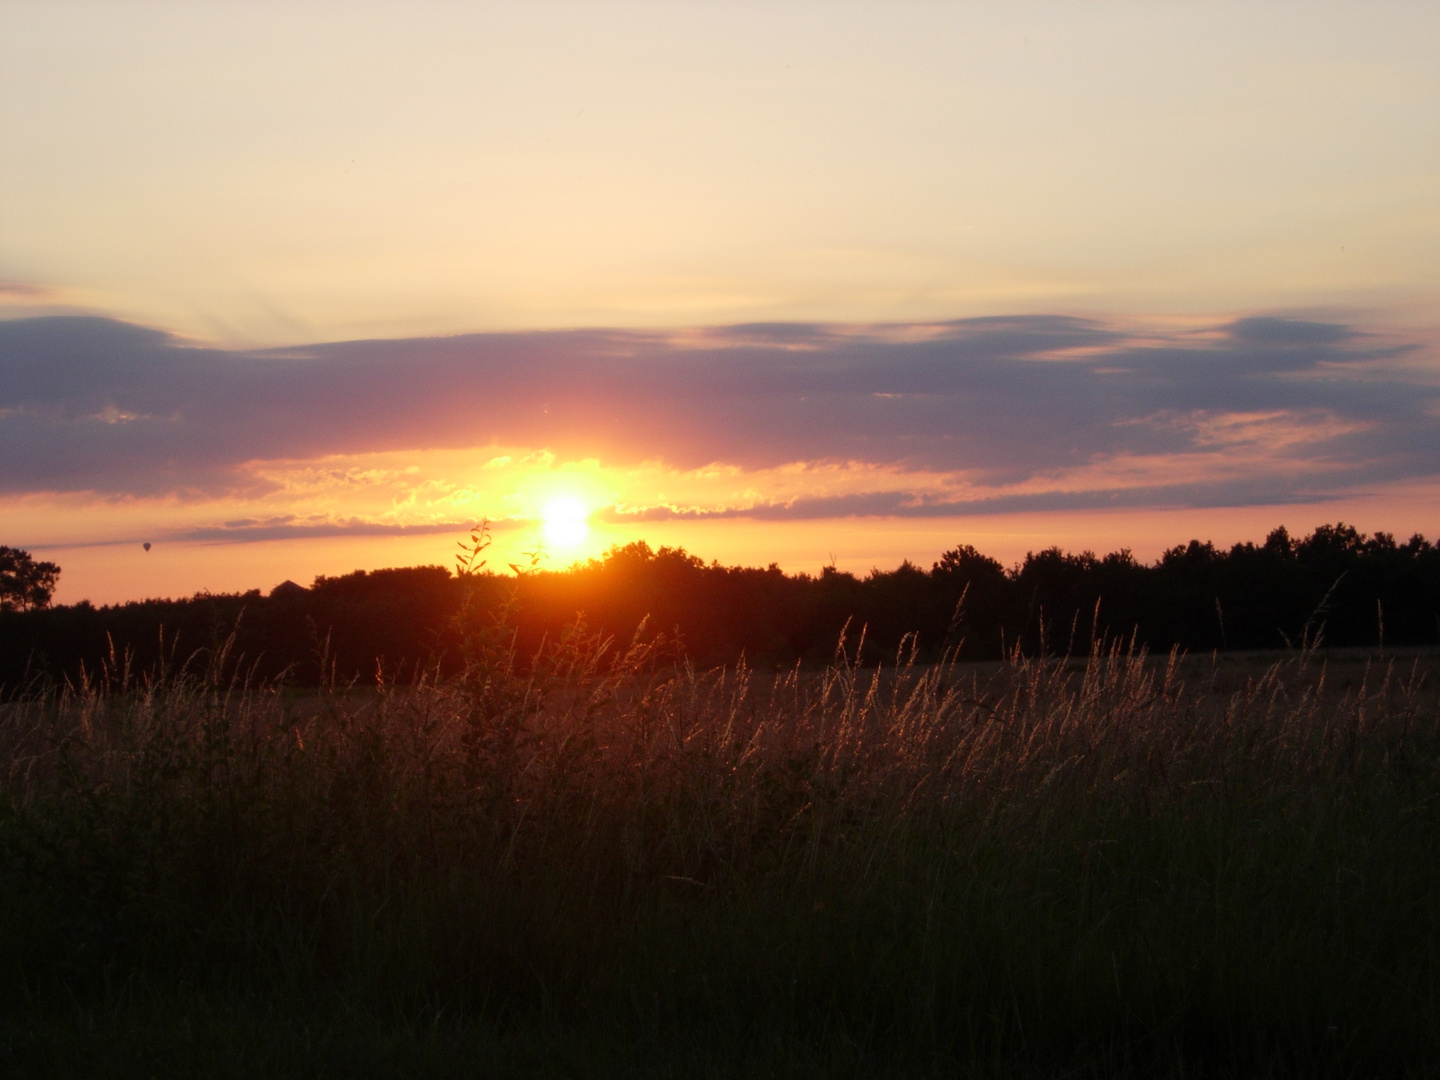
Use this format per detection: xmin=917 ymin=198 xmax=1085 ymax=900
xmin=0 ymin=282 xmax=58 ymax=301
xmin=170 ymin=517 xmax=485 ymax=543
xmin=1 ymin=313 xmax=1436 ymax=520
xmin=0 ymin=281 xmax=90 ymax=321
xmin=1226 ymin=316 xmax=1357 ymax=351
xmin=599 ymin=478 xmax=1345 ymax=524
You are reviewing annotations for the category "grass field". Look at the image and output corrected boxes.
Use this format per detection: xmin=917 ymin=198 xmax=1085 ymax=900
xmin=2 ymin=619 xmax=1437 ymax=1077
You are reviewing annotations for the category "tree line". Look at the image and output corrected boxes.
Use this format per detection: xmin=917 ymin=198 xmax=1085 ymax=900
xmin=2 ymin=522 xmax=1438 ymax=691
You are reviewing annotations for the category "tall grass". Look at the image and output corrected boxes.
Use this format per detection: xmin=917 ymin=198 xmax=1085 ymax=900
xmin=1 ymin=616 xmax=1437 ymax=1077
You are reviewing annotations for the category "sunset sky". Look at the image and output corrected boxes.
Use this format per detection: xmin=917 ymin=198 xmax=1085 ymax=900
xmin=3 ymin=1 xmax=1438 ymax=604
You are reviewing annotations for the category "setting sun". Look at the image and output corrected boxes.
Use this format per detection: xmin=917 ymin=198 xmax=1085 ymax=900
xmin=5 ymin=5 xmax=1440 ymax=1071
xmin=541 ymin=496 xmax=590 ymax=550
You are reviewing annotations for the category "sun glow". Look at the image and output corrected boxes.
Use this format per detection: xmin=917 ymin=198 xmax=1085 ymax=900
xmin=541 ymin=496 xmax=590 ymax=550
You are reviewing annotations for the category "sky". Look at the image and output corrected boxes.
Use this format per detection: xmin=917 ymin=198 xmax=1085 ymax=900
xmin=2 ymin=1 xmax=1438 ymax=604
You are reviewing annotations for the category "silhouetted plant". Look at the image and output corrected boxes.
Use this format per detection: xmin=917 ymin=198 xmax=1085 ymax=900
xmin=2 ymin=607 xmax=1437 ymax=1075
xmin=2 ymin=523 xmax=1438 ymax=695
xmin=0 ymin=545 xmax=60 ymax=612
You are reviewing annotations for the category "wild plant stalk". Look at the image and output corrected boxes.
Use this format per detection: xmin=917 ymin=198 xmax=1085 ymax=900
xmin=0 ymin=610 xmax=1437 ymax=1077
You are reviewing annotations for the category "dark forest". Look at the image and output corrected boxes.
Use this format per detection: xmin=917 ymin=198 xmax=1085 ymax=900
xmin=4 ymin=521 xmax=1438 ymax=691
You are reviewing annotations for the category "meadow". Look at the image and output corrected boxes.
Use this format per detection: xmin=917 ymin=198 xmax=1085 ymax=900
xmin=2 ymin=582 xmax=1437 ymax=1078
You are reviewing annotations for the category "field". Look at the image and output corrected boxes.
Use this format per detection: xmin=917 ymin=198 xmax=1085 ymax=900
xmin=2 ymin=620 xmax=1438 ymax=1078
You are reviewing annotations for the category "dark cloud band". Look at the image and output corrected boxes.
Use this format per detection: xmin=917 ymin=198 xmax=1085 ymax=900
xmin=1 ymin=313 xmax=1435 ymax=514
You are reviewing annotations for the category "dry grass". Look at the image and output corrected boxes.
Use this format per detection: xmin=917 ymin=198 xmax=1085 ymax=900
xmin=2 ymin=621 xmax=1438 ymax=1077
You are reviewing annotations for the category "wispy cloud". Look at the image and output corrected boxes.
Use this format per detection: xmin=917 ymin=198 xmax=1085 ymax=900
xmin=0 ymin=282 xmax=59 ymax=301
xmin=172 ymin=517 xmax=480 ymax=544
xmin=600 ymin=479 xmax=1346 ymax=524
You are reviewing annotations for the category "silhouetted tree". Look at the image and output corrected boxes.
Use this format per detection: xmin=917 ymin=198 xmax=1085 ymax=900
xmin=0 ymin=547 xmax=60 ymax=612
xmin=3 ymin=524 xmax=1438 ymax=693
xmin=930 ymin=544 xmax=1008 ymax=658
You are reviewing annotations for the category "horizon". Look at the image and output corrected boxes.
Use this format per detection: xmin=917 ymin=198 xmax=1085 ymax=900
xmin=21 ymin=513 xmax=1435 ymax=610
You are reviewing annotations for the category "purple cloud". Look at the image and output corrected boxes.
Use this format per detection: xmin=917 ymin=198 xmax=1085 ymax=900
xmin=1 ymin=313 xmax=1434 ymax=516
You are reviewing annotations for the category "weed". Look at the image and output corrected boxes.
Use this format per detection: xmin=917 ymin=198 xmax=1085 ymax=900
xmin=1 ymin=617 xmax=1437 ymax=1076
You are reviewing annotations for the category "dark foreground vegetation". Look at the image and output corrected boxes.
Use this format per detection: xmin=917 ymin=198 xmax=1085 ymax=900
xmin=2 ymin=523 xmax=1439 ymax=1075
xmin=4 ymin=522 xmax=1440 ymax=691
xmin=3 ymin=587 xmax=1440 ymax=1075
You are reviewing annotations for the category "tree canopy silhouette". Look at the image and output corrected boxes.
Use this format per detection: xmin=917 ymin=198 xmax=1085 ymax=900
xmin=1 ymin=524 xmax=1438 ymax=691
xmin=0 ymin=547 xmax=60 ymax=613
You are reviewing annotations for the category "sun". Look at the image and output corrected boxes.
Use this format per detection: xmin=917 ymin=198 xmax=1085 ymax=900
xmin=540 ymin=496 xmax=590 ymax=549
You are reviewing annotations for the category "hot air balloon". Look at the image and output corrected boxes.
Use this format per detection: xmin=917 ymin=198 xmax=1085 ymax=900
xmin=143 ymin=542 xmax=151 ymax=552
